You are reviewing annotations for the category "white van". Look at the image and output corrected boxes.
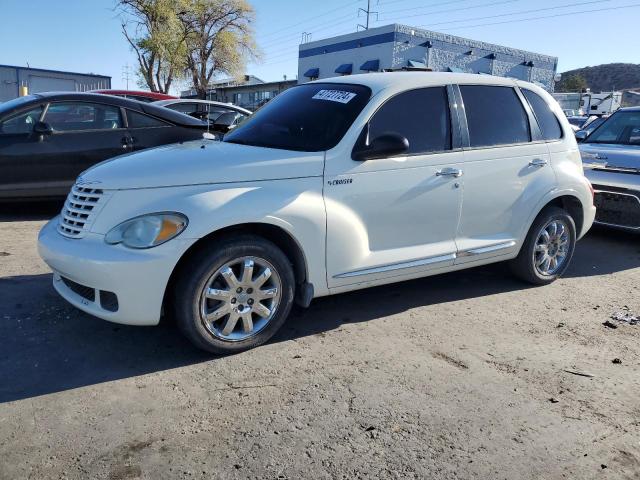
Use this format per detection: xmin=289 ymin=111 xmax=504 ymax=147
xmin=38 ymin=72 xmax=596 ymax=354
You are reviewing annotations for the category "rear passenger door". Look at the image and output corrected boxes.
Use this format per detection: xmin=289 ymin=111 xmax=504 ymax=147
xmin=125 ymin=109 xmax=174 ymax=151
xmin=453 ymin=84 xmax=556 ymax=264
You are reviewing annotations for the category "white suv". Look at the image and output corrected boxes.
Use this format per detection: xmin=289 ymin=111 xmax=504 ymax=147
xmin=38 ymin=73 xmax=596 ymax=354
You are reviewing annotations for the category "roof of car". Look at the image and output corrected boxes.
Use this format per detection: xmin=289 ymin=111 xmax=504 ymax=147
xmin=5 ymin=92 xmax=206 ymax=127
xmin=619 ymin=106 xmax=640 ymax=112
xmin=315 ymin=72 xmax=530 ymax=95
xmin=92 ymin=89 xmax=178 ymax=100
xmin=153 ymin=99 xmax=252 ymax=115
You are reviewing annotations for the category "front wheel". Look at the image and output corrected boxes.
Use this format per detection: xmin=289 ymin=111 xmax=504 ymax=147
xmin=510 ymin=207 xmax=576 ymax=285
xmin=173 ymin=235 xmax=295 ymax=354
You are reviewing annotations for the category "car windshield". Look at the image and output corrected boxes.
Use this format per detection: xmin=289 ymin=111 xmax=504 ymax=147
xmin=223 ymin=83 xmax=371 ymax=151
xmin=0 ymin=95 xmax=39 ymax=115
xmin=585 ymin=111 xmax=640 ymax=145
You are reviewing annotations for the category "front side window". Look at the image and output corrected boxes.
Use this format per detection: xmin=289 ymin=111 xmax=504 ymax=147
xmin=522 ymin=89 xmax=563 ymax=141
xmin=585 ymin=111 xmax=640 ymax=145
xmin=126 ymin=110 xmax=169 ymax=128
xmin=367 ymin=87 xmax=451 ymax=155
xmin=460 ymin=85 xmax=530 ymax=147
xmin=0 ymin=106 xmax=43 ymax=134
xmin=44 ymin=102 xmax=123 ymax=131
xmin=224 ymin=83 xmax=371 ymax=152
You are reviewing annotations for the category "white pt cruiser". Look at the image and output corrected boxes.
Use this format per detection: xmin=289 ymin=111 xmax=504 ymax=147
xmin=38 ymin=73 xmax=596 ymax=354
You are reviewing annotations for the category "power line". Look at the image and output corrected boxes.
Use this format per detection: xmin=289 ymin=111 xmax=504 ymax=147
xmin=430 ymin=1 xmax=640 ymax=30
xmin=416 ymin=0 xmax=612 ymax=28
xmin=257 ymin=0 xmax=360 ymax=41
xmin=377 ymin=0 xmax=520 ymax=23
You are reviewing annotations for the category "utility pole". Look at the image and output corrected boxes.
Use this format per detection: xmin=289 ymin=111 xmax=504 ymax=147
xmin=122 ymin=64 xmax=132 ymax=90
xmin=358 ymin=0 xmax=378 ymax=31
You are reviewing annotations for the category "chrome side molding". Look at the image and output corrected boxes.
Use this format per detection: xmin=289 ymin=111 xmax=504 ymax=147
xmin=334 ymin=253 xmax=456 ymax=279
xmin=334 ymin=241 xmax=517 ymax=279
xmin=460 ymin=240 xmax=517 ymax=257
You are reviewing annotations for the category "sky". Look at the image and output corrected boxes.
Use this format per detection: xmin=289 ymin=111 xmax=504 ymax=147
xmin=0 ymin=0 xmax=638 ymax=93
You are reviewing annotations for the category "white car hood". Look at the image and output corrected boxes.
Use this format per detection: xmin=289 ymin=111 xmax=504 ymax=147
xmin=79 ymin=140 xmax=325 ymax=190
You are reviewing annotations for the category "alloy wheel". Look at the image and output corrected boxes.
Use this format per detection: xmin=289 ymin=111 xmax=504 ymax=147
xmin=533 ymin=219 xmax=571 ymax=276
xmin=199 ymin=256 xmax=282 ymax=341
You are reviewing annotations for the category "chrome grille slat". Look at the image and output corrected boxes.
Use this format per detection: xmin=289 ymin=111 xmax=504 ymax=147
xmin=57 ymin=183 xmax=107 ymax=238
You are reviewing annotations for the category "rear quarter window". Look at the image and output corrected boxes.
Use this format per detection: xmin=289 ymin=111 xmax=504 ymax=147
xmin=460 ymin=85 xmax=530 ymax=148
xmin=522 ymin=89 xmax=563 ymax=141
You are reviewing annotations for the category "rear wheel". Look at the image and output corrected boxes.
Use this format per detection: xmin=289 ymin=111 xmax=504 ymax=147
xmin=173 ymin=235 xmax=295 ymax=354
xmin=510 ymin=207 xmax=576 ymax=285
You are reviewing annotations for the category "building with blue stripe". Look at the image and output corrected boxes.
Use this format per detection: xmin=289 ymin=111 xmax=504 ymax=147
xmin=298 ymin=24 xmax=558 ymax=91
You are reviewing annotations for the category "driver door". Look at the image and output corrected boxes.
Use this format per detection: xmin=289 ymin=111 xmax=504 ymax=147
xmin=324 ymin=86 xmax=464 ymax=289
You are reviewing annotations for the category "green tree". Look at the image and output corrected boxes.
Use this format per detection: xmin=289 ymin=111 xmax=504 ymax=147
xmin=180 ymin=0 xmax=260 ymax=98
xmin=117 ymin=0 xmax=188 ymax=93
xmin=557 ymin=74 xmax=588 ymax=93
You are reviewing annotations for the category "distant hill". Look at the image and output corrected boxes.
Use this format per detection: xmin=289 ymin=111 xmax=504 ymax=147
xmin=555 ymin=63 xmax=640 ymax=92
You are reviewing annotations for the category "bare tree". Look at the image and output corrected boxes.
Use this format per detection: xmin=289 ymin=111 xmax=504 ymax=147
xmin=180 ymin=0 xmax=259 ymax=98
xmin=117 ymin=0 xmax=187 ymax=93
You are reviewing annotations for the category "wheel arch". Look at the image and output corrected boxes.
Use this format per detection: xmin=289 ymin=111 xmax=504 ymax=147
xmin=164 ymin=221 xmax=310 ymax=315
xmin=524 ymin=192 xmax=586 ymax=242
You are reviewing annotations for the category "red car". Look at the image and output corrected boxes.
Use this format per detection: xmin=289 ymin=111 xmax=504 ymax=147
xmin=92 ymin=90 xmax=178 ymax=103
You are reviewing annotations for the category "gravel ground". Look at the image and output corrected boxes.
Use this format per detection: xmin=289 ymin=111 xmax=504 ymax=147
xmin=1 ymin=203 xmax=639 ymax=480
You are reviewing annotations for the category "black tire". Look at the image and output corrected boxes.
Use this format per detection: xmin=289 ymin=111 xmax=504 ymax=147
xmin=173 ymin=235 xmax=295 ymax=355
xmin=509 ymin=206 xmax=576 ymax=285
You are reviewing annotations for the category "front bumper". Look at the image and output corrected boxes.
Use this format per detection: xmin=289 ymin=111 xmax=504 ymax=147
xmin=38 ymin=217 xmax=197 ymax=326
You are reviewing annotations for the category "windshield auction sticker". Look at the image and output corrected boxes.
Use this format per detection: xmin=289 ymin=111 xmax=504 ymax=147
xmin=312 ymin=90 xmax=357 ymax=104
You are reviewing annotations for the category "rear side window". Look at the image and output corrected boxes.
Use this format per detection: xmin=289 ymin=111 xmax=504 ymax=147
xmin=522 ymin=89 xmax=563 ymax=141
xmin=460 ymin=85 xmax=530 ymax=147
xmin=368 ymin=87 xmax=451 ymax=155
xmin=127 ymin=110 xmax=168 ymax=128
xmin=44 ymin=102 xmax=123 ymax=131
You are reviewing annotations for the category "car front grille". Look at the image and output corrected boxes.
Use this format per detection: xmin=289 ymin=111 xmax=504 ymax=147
xmin=594 ymin=190 xmax=640 ymax=230
xmin=57 ymin=185 xmax=107 ymax=238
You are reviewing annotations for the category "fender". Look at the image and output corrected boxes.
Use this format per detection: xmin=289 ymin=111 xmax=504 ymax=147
xmin=519 ymin=185 xmax=593 ymax=247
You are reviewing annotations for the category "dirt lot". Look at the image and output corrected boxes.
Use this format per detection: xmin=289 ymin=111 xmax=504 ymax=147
xmin=1 ymin=204 xmax=639 ymax=480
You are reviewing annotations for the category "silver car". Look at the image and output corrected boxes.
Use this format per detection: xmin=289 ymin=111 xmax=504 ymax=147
xmin=579 ymin=107 xmax=640 ymax=231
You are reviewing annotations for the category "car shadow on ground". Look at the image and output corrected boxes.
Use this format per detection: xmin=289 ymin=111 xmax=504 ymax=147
xmin=1 ymin=228 xmax=638 ymax=404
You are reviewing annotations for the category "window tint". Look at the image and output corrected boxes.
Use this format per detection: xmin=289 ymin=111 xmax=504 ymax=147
xmin=522 ymin=89 xmax=562 ymax=141
xmin=44 ymin=102 xmax=123 ymax=131
xmin=0 ymin=106 xmax=43 ymax=134
xmin=126 ymin=110 xmax=168 ymax=128
xmin=367 ymin=87 xmax=451 ymax=155
xmin=224 ymin=83 xmax=371 ymax=152
xmin=460 ymin=85 xmax=530 ymax=147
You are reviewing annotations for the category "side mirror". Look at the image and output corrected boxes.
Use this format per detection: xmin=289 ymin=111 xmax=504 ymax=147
xmin=34 ymin=121 xmax=53 ymax=135
xmin=352 ymin=133 xmax=410 ymax=161
xmin=575 ymin=130 xmax=588 ymax=142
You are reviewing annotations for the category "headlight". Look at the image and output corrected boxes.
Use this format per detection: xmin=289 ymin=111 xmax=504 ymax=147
xmin=105 ymin=213 xmax=188 ymax=249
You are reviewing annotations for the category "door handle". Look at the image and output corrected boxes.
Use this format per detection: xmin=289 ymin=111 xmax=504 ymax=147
xmin=436 ymin=167 xmax=463 ymax=178
xmin=529 ymin=158 xmax=548 ymax=167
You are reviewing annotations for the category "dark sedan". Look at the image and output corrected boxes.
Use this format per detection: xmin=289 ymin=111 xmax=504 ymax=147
xmin=0 ymin=92 xmax=208 ymax=200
